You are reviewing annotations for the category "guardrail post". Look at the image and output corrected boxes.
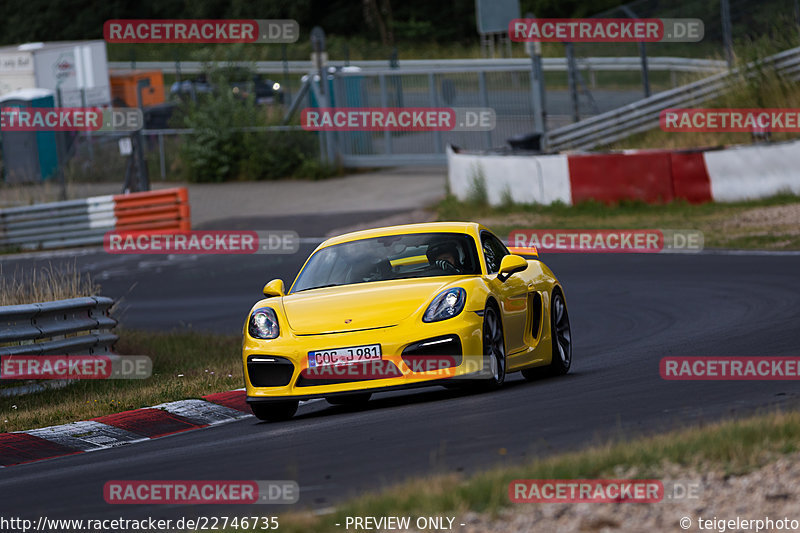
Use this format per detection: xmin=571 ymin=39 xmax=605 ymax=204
xmin=795 ymin=0 xmax=800 ymax=29
xmin=332 ymin=73 xmax=350 ymax=156
xmin=478 ymin=71 xmax=492 ymax=149
xmin=281 ymin=43 xmax=292 ymax=105
xmin=620 ymin=5 xmax=651 ymax=98
xmin=55 ymin=87 xmax=68 ymax=201
xmin=428 ymin=73 xmax=443 ymax=153
xmin=158 ymin=132 xmax=166 ymax=180
xmin=135 ymin=79 xmax=151 ymax=191
xmin=81 ymin=88 xmax=95 ymax=163
xmin=308 ymin=74 xmax=336 ymax=165
xmin=566 ymin=43 xmax=580 ymax=123
xmin=526 ymin=14 xmax=548 ymax=149
xmin=721 ymin=0 xmax=734 ymax=68
xmin=639 ymin=43 xmax=651 ymax=98
xmin=379 ymin=74 xmax=393 ymax=155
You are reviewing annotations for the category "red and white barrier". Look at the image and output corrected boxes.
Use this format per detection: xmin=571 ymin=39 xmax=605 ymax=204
xmin=703 ymin=142 xmax=800 ymax=201
xmin=447 ymin=139 xmax=800 ymax=205
xmin=0 ymin=187 xmax=191 ymax=250
xmin=447 ymin=147 xmax=571 ymax=205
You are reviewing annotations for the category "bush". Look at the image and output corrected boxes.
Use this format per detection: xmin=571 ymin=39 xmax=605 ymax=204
xmin=239 ymin=129 xmax=321 ymax=180
xmin=175 ymin=69 xmax=328 ymax=182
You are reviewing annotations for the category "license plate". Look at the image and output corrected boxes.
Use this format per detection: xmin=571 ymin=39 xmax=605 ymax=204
xmin=308 ymin=344 xmax=382 ymax=368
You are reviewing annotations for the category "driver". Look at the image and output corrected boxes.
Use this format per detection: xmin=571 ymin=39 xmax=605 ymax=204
xmin=426 ymin=240 xmax=463 ymax=274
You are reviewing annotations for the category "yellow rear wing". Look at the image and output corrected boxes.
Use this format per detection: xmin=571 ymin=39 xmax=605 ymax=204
xmin=507 ymin=245 xmax=538 ymax=257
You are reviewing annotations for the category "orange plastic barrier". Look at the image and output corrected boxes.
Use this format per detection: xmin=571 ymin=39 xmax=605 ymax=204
xmin=113 ymin=188 xmax=191 ymax=232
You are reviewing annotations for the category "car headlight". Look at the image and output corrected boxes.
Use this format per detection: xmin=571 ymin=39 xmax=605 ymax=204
xmin=423 ymin=287 xmax=466 ymax=323
xmin=248 ymin=307 xmax=280 ymax=339
xmin=272 ymin=82 xmax=281 ymax=91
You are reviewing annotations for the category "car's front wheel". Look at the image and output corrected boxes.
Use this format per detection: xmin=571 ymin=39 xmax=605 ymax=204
xmin=482 ymin=302 xmax=506 ymax=388
xmin=250 ymin=400 xmax=299 ymax=422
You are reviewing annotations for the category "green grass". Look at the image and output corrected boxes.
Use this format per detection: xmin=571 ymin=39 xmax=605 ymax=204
xmin=437 ymin=193 xmax=800 ymax=250
xmin=0 ymin=330 xmax=242 ymax=433
xmin=269 ymin=408 xmax=800 ymax=532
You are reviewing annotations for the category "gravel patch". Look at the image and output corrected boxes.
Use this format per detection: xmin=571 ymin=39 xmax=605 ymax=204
xmin=384 ymin=453 xmax=800 ymax=532
xmin=721 ymin=204 xmax=800 ymax=231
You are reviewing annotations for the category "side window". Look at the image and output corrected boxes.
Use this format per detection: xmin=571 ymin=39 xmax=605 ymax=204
xmin=481 ymin=232 xmax=509 ymax=274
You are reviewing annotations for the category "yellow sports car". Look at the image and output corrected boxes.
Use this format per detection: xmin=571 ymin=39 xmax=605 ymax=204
xmin=242 ymin=222 xmax=572 ymax=421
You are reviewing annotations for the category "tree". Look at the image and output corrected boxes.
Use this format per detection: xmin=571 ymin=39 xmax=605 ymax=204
xmin=362 ymin=0 xmax=395 ymax=46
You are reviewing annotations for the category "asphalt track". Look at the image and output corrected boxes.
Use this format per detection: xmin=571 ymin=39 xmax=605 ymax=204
xmin=2 ymin=211 xmax=800 ymax=521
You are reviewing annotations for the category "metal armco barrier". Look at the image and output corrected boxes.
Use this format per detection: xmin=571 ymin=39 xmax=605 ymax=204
xmin=0 ymin=296 xmax=117 ymax=357
xmin=109 ymin=57 xmax=727 ymax=76
xmin=547 ymin=45 xmax=800 ymax=151
xmin=0 ymin=187 xmax=191 ymax=251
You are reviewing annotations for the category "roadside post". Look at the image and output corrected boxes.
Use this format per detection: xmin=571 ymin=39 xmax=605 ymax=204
xmin=525 ymin=12 xmax=547 ymax=149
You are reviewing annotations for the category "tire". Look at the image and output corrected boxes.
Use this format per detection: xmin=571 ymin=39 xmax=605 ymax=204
xmin=250 ymin=400 xmax=299 ymax=422
xmin=522 ymin=289 xmax=572 ymax=380
xmin=481 ymin=302 xmax=506 ymax=388
xmin=326 ymin=392 xmax=372 ymax=406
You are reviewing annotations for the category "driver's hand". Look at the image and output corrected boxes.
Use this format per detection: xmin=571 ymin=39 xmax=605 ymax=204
xmin=435 ymin=259 xmax=460 ymax=273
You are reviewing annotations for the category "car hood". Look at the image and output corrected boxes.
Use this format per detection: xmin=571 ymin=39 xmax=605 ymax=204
xmin=283 ymin=278 xmax=456 ymax=335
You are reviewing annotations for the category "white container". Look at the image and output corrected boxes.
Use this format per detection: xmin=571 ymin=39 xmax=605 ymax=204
xmin=0 ymin=40 xmax=111 ymax=107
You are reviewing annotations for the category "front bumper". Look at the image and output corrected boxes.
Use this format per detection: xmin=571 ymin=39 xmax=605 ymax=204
xmin=243 ymin=311 xmax=485 ymax=400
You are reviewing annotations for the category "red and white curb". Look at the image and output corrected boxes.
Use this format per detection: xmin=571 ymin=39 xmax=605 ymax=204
xmin=447 ymin=139 xmax=800 ymax=206
xmin=0 ymin=389 xmax=254 ymax=468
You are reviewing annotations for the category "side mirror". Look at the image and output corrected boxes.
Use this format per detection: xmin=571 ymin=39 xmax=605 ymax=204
xmin=497 ymin=255 xmax=528 ymax=282
xmin=262 ymin=279 xmax=286 ymax=298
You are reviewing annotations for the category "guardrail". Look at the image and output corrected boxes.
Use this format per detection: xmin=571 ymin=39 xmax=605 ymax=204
xmin=0 ymin=187 xmax=191 ymax=251
xmin=109 ymin=56 xmax=726 ymax=76
xmin=0 ymin=297 xmax=117 ymax=357
xmin=547 ymin=46 xmax=800 ymax=151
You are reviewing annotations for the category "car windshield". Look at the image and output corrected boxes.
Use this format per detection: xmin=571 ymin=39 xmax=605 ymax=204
xmin=291 ymin=232 xmax=480 ymax=293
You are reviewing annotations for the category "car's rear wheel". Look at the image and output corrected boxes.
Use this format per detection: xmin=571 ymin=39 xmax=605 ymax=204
xmin=482 ymin=302 xmax=506 ymax=388
xmin=522 ymin=289 xmax=572 ymax=380
xmin=326 ymin=392 xmax=372 ymax=406
xmin=250 ymin=400 xmax=299 ymax=422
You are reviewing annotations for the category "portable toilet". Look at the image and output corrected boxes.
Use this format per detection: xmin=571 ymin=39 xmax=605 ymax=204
xmin=0 ymin=88 xmax=59 ymax=183
xmin=303 ymin=66 xmax=371 ymax=155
